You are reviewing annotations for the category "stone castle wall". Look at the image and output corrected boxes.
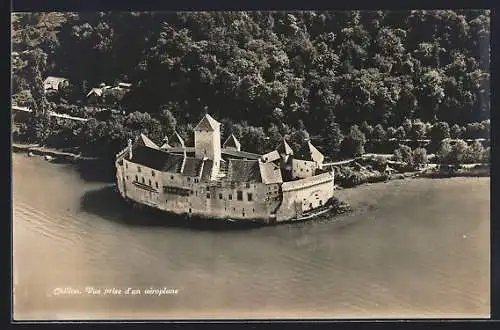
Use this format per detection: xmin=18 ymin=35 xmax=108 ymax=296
xmin=275 ymin=172 xmax=334 ymax=222
xmin=116 ymin=158 xmax=334 ymax=223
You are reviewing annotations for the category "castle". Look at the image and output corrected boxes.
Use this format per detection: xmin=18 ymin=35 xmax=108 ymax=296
xmin=115 ymin=114 xmax=335 ymax=224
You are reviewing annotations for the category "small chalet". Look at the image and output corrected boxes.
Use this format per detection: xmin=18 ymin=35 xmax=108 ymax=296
xmin=44 ymin=76 xmax=69 ymax=92
xmin=86 ymin=81 xmax=132 ymax=104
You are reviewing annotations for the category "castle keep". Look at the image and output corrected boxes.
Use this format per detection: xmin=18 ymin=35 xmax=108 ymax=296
xmin=115 ymin=114 xmax=334 ymax=224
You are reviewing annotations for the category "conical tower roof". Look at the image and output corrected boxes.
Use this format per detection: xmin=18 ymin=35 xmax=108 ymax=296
xmin=223 ymin=134 xmax=241 ymax=150
xmin=160 ymin=135 xmax=171 ymax=149
xmin=194 ymin=113 xmax=220 ymax=131
xmin=169 ymin=131 xmax=185 ymax=148
xmin=136 ymin=133 xmax=159 ymax=149
xmin=298 ymin=140 xmax=324 ymax=163
xmin=276 ymin=138 xmax=294 ymax=156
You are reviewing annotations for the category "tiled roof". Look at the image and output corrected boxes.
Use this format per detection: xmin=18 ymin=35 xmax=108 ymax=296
xmin=222 ymin=134 xmax=241 ymax=150
xmin=44 ymin=76 xmax=68 ymax=84
xmin=276 ymin=138 xmax=294 ymax=155
xmin=226 ymin=159 xmax=262 ymax=182
xmin=194 ymin=114 xmax=220 ymax=131
xmin=167 ymin=146 xmax=196 ymax=153
xmin=221 ymin=149 xmax=260 ymax=160
xmin=86 ymin=88 xmax=103 ymax=97
xmin=118 ymin=82 xmax=132 ymax=88
xmin=259 ymin=161 xmax=283 ymax=184
xmin=200 ymin=160 xmax=214 ymax=181
xmin=44 ymin=76 xmax=68 ymax=90
xmin=136 ymin=133 xmax=159 ymax=149
xmin=261 ymin=150 xmax=280 ymax=163
xmin=298 ymin=141 xmax=324 ymax=163
xmin=169 ymin=131 xmax=185 ymax=148
xmin=130 ymin=146 xmax=184 ymax=173
xmin=182 ymin=157 xmax=204 ymax=177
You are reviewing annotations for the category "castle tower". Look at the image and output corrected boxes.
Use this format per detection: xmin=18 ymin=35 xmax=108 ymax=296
xmin=194 ymin=114 xmax=221 ymax=179
xmin=276 ymin=138 xmax=294 ymax=163
xmin=276 ymin=138 xmax=294 ymax=181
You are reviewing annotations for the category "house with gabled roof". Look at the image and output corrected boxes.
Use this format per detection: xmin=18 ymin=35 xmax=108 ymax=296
xmin=44 ymin=76 xmax=69 ymax=93
xmin=115 ymin=113 xmax=334 ymax=224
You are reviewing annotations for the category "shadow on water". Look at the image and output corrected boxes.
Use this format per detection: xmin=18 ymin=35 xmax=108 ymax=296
xmin=79 ymin=185 xmax=265 ymax=232
xmin=76 ymin=158 xmax=116 ymax=183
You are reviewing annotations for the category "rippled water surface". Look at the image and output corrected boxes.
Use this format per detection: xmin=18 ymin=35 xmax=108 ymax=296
xmin=12 ymin=153 xmax=490 ymax=320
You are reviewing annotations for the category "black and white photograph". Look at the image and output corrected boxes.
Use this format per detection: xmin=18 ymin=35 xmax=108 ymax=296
xmin=11 ymin=9 xmax=490 ymax=320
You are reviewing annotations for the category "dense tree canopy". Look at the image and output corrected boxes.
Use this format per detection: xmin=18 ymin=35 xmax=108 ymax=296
xmin=12 ymin=11 xmax=490 ymax=127
xmin=12 ymin=10 xmax=490 ymax=161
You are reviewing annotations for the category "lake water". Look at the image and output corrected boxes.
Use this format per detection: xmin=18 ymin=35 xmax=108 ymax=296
xmin=12 ymin=153 xmax=490 ymax=320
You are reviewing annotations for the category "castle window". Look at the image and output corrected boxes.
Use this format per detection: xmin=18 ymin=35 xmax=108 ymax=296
xmin=245 ymin=183 xmax=250 ymax=188
xmin=219 ymin=193 xmax=223 ymax=199
xmin=189 ymin=208 xmax=192 ymax=213
xmin=247 ymin=193 xmax=253 ymax=201
xmin=155 ymin=182 xmax=159 ymax=189
xmin=125 ymin=163 xmax=128 ymax=169
xmin=142 ymin=177 xmax=145 ymax=184
xmin=148 ymin=179 xmax=152 ymax=186
xmin=206 ymin=193 xmax=210 ymax=199
xmin=207 ymin=186 xmax=210 ymax=191
xmin=229 ymin=194 xmax=232 ymax=200
xmin=319 ymin=200 xmax=323 ymax=206
xmin=187 ymin=177 xmax=191 ymax=182
xmin=190 ymin=190 xmax=194 ymax=195
xmin=252 ymin=208 xmax=255 ymax=212
xmin=138 ymin=166 xmax=141 ymax=172
xmin=152 ymin=170 xmax=155 ymax=176
xmin=135 ymin=175 xmax=138 ymax=182
xmin=170 ymin=175 xmax=174 ymax=180
xmin=233 ymin=208 xmax=236 ymax=211
xmin=237 ymin=191 xmax=243 ymax=201
xmin=126 ymin=176 xmax=129 ymax=180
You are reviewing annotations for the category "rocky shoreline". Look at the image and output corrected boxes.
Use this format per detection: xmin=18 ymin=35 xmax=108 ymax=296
xmin=12 ymin=142 xmax=489 ymax=184
xmin=12 ymin=143 xmax=98 ymax=163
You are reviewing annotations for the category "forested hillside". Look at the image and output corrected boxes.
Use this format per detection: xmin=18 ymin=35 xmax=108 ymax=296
xmin=11 ymin=10 xmax=490 ymax=161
